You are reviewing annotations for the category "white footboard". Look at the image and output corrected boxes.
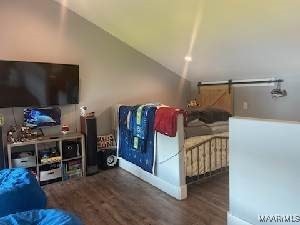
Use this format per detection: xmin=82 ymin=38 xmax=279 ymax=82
xmin=118 ymin=113 xmax=187 ymax=200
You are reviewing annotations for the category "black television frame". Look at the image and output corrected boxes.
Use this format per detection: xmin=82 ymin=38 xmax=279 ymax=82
xmin=0 ymin=59 xmax=79 ymax=108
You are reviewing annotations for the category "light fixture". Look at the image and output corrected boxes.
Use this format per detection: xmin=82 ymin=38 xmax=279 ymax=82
xmin=271 ymin=81 xmax=287 ymax=98
xmin=184 ymin=56 xmax=192 ymax=62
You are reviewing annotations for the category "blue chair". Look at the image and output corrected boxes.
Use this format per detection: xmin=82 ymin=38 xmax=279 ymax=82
xmin=0 ymin=168 xmax=47 ymax=217
xmin=0 ymin=209 xmax=83 ymax=225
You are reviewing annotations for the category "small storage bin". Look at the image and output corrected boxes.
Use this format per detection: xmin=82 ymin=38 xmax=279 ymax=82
xmin=12 ymin=156 xmax=36 ymax=168
xmin=40 ymin=168 xmax=62 ymax=182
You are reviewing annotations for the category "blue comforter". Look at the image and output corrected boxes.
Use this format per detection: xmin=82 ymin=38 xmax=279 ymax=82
xmin=119 ymin=105 xmax=156 ymax=173
xmin=0 ymin=168 xmax=47 ymax=217
xmin=0 ymin=209 xmax=83 ymax=225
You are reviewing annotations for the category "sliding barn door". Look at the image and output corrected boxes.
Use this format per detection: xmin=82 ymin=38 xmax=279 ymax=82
xmin=197 ymin=85 xmax=234 ymax=114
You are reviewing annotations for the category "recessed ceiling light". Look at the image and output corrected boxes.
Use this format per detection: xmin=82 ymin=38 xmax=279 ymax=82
xmin=185 ymin=56 xmax=192 ymax=62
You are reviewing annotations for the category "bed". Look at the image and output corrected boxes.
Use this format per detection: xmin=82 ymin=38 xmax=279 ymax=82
xmin=184 ymin=84 xmax=232 ymax=184
xmin=184 ymin=132 xmax=229 ymax=183
xmin=115 ymin=84 xmax=232 ymax=197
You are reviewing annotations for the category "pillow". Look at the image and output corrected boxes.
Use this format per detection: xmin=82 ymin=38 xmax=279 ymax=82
xmin=187 ymin=107 xmax=231 ymax=124
xmin=184 ymin=126 xmax=212 ymax=138
xmin=187 ymin=119 xmax=207 ymax=127
xmin=207 ymin=121 xmax=229 ymax=127
xmin=210 ymin=125 xmax=229 ymax=134
xmin=97 ymin=134 xmax=116 ymax=149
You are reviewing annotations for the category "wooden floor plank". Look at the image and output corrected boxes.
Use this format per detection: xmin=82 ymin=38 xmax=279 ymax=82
xmin=43 ymin=168 xmax=228 ymax=225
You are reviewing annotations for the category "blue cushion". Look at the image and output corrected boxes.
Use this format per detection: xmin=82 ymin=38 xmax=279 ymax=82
xmin=0 ymin=168 xmax=47 ymax=217
xmin=0 ymin=209 xmax=83 ymax=225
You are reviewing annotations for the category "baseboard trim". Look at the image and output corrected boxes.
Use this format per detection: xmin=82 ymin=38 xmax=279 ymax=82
xmin=119 ymin=158 xmax=187 ymax=200
xmin=227 ymin=212 xmax=253 ymax=225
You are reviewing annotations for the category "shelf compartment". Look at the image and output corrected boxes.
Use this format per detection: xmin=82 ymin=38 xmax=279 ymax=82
xmin=62 ymin=159 xmax=82 ymax=180
xmin=37 ymin=142 xmax=61 ymax=165
xmin=62 ymin=140 xmax=82 ymax=159
xmin=40 ymin=156 xmax=62 ymax=165
xmin=12 ymin=156 xmax=36 ymax=168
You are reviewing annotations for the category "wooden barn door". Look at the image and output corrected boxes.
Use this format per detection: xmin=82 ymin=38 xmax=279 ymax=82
xmin=197 ymin=85 xmax=234 ymax=114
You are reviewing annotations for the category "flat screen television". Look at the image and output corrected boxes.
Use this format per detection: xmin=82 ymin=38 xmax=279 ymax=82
xmin=24 ymin=107 xmax=61 ymax=128
xmin=0 ymin=60 xmax=79 ymax=108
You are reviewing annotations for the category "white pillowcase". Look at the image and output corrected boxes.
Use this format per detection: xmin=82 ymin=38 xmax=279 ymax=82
xmin=187 ymin=119 xmax=207 ymax=127
xmin=207 ymin=121 xmax=229 ymax=127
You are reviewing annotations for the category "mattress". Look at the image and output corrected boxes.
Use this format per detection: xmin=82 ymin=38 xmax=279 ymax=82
xmin=186 ymin=107 xmax=231 ymax=124
xmin=207 ymin=121 xmax=229 ymax=134
xmin=185 ymin=121 xmax=229 ymax=138
xmin=184 ymin=132 xmax=229 ymax=177
xmin=184 ymin=125 xmax=212 ymax=138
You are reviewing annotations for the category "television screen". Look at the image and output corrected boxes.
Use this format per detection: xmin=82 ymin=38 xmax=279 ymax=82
xmin=24 ymin=107 xmax=61 ymax=128
xmin=0 ymin=60 xmax=79 ymax=108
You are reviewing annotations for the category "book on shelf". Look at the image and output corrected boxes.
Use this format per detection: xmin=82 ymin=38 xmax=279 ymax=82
xmin=63 ymin=159 xmax=82 ymax=180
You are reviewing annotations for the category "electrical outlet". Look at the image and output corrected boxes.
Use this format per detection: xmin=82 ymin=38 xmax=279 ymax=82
xmin=243 ymin=102 xmax=248 ymax=110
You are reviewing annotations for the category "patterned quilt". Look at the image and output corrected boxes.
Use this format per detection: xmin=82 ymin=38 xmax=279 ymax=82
xmin=118 ymin=105 xmax=157 ymax=173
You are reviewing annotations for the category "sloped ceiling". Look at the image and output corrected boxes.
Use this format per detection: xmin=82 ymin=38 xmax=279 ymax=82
xmin=54 ymin=0 xmax=300 ymax=81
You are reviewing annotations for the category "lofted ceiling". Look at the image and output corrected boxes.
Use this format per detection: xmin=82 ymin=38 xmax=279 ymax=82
xmin=54 ymin=0 xmax=300 ymax=82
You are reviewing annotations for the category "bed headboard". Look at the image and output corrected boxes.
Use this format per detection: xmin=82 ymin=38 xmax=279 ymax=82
xmin=196 ymin=85 xmax=233 ymax=114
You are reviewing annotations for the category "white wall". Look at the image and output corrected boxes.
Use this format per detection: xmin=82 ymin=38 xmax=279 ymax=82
xmin=190 ymin=75 xmax=299 ymax=123
xmin=0 ymin=0 xmax=191 ymax=136
xmin=229 ymin=117 xmax=300 ymax=225
xmin=234 ymin=75 xmax=300 ymax=121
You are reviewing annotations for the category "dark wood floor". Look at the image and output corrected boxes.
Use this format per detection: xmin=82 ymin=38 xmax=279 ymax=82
xmin=44 ymin=169 xmax=228 ymax=225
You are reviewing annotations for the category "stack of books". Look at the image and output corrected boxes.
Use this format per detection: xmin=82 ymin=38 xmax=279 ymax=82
xmin=63 ymin=159 xmax=82 ymax=180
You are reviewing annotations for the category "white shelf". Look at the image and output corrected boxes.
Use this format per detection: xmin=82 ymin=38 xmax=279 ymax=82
xmin=38 ymin=161 xmax=61 ymax=167
xmin=62 ymin=156 xmax=82 ymax=162
xmin=7 ymin=132 xmax=86 ymax=185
